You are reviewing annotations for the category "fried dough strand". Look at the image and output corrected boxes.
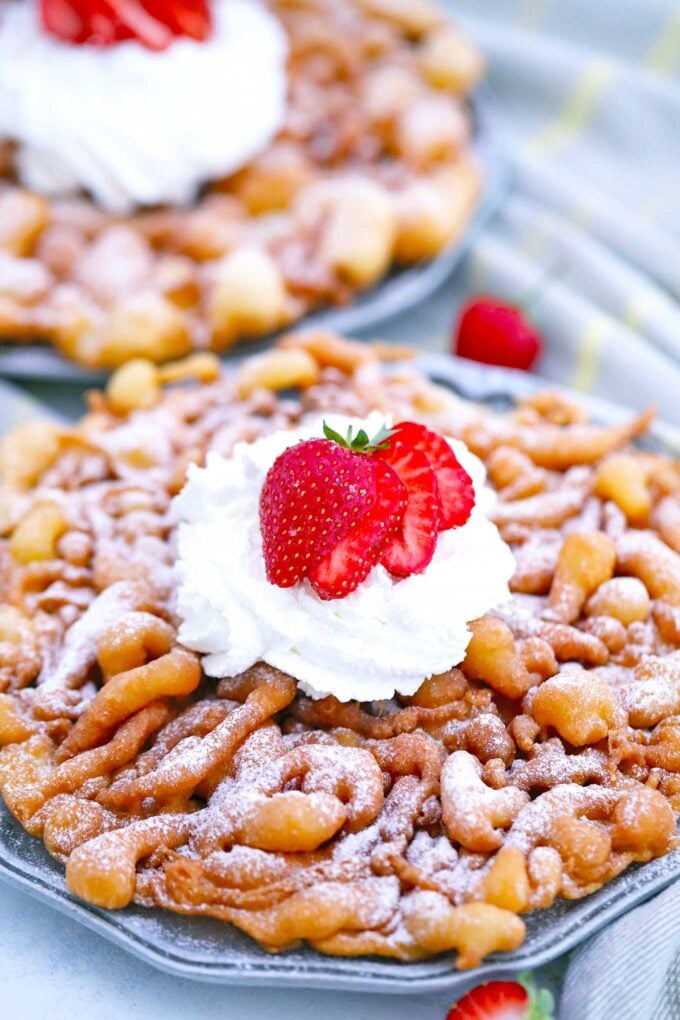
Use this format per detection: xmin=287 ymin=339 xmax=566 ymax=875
xmin=0 ymin=334 xmax=677 ymax=972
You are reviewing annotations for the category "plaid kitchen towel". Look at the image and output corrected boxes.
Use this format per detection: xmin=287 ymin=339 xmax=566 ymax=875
xmin=366 ymin=0 xmax=680 ymax=427
xmin=559 ymin=879 xmax=680 ymax=1019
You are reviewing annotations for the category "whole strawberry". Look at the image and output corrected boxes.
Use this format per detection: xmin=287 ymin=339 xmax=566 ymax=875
xmin=259 ymin=436 xmax=380 ymax=589
xmin=446 ymin=973 xmax=554 ymax=1020
xmin=454 ymin=297 xmax=543 ymax=372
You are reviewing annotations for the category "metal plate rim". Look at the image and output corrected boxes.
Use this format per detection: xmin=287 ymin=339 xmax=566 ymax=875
xmin=1 ymin=837 xmax=679 ymax=993
xmin=0 ymin=355 xmax=678 ymax=994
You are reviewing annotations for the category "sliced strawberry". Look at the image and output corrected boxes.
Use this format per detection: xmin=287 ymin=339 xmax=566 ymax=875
xmin=389 ymin=421 xmax=475 ymax=530
xmin=82 ymin=1 xmax=128 ymax=45
xmin=446 ymin=981 xmax=529 ymax=1020
xmin=260 ymin=438 xmax=378 ymax=589
xmin=40 ymin=0 xmax=86 ymax=43
xmin=107 ymin=0 xmax=173 ymax=49
xmin=40 ymin=0 xmax=211 ymax=48
xmin=373 ymin=440 xmax=441 ymax=576
xmin=308 ymin=460 xmax=406 ymax=599
xmin=141 ymin=0 xmax=212 ymax=41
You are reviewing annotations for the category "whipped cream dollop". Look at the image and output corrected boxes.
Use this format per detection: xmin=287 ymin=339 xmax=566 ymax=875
xmin=173 ymin=416 xmax=515 ymax=702
xmin=0 ymin=0 xmax=287 ymax=212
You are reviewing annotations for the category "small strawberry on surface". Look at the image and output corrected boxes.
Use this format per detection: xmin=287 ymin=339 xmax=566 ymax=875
xmin=40 ymin=0 xmax=213 ymax=50
xmin=453 ymin=298 xmax=543 ymax=372
xmin=446 ymin=974 xmax=554 ymax=1020
xmin=259 ymin=419 xmax=475 ymax=600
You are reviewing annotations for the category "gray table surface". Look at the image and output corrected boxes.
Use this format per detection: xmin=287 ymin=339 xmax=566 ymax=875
xmin=1 ymin=880 xmax=496 ymax=1020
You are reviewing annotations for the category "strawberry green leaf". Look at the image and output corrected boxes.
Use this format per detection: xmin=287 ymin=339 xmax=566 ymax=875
xmin=322 ymin=419 xmax=396 ymax=453
xmin=518 ymin=972 xmax=555 ymax=1019
xmin=322 ymin=422 xmax=350 ymax=447
xmin=367 ymin=423 xmax=396 ymax=450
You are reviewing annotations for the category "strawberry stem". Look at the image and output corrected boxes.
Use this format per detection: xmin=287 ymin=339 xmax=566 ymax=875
xmin=322 ymin=420 xmax=395 ymax=454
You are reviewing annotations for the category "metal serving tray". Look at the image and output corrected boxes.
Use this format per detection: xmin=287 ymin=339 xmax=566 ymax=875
xmin=0 ymin=356 xmax=678 ymax=994
xmin=0 ymin=88 xmax=510 ymax=384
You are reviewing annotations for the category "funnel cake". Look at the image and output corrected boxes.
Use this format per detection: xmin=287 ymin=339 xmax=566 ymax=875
xmin=0 ymin=332 xmax=679 ymax=970
xmin=0 ymin=0 xmax=483 ymax=369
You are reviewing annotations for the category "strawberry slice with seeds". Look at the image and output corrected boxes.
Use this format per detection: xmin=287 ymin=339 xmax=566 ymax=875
xmin=390 ymin=421 xmax=475 ymax=530
xmin=309 ymin=460 xmax=406 ymax=599
xmin=259 ymin=438 xmax=378 ymax=590
xmin=374 ymin=439 xmax=441 ymax=576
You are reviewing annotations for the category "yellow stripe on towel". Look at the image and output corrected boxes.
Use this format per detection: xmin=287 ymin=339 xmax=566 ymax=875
xmin=528 ymin=59 xmax=617 ymax=156
xmin=623 ymin=289 xmax=667 ymax=333
xmin=571 ymin=314 xmax=611 ymax=393
xmin=646 ymin=9 xmax=680 ymax=77
xmin=515 ymin=0 xmax=552 ymax=32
